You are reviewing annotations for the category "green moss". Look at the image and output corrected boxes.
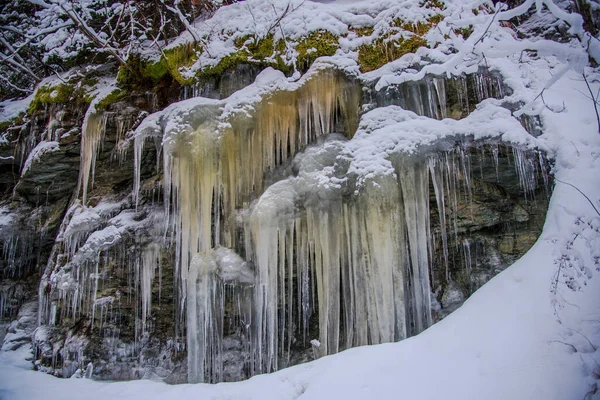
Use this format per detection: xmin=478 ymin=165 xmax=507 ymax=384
xmin=454 ymin=26 xmax=474 ymax=39
xmin=198 ymin=51 xmax=249 ymax=79
xmin=199 ymin=33 xmax=294 ymax=79
xmin=83 ymin=76 xmax=99 ymax=87
xmin=200 ymin=30 xmax=337 ymax=78
xmin=35 ymin=84 xmax=71 ymax=104
xmin=120 ymin=30 xmax=337 ymax=88
xmin=350 ymin=26 xmax=375 ymax=37
xmin=358 ymin=35 xmax=428 ymax=73
xmin=117 ymin=45 xmax=201 ymax=89
xmin=95 ymin=89 xmax=127 ymax=112
xmin=163 ymin=43 xmax=203 ymax=85
xmin=146 ymin=60 xmax=170 ymax=82
xmin=247 ymin=35 xmax=277 ymax=59
xmin=117 ymin=54 xmax=170 ymax=91
xmin=395 ymin=19 xmax=433 ymax=35
xmin=0 ymin=121 xmax=10 ymax=133
xmin=28 ymin=83 xmax=91 ymax=114
xmin=296 ymin=30 xmax=339 ymax=70
xmin=428 ymin=14 xmax=445 ymax=24
xmin=419 ymin=0 xmax=445 ymax=10
xmin=233 ymin=35 xmax=250 ymax=49
xmin=392 ymin=15 xmax=444 ymax=36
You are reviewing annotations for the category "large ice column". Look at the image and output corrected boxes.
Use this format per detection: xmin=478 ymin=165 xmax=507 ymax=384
xmin=353 ymin=177 xmax=407 ymax=344
xmin=245 ymin=170 xmax=420 ymax=366
xmin=397 ymin=160 xmax=432 ymax=335
xmin=186 ymin=251 xmax=222 ymax=383
xmin=247 ymin=179 xmax=298 ymax=373
xmin=186 ymin=246 xmax=254 ymax=383
xmin=307 ymin=205 xmax=342 ymax=356
xmin=152 ymin=70 xmax=361 ymax=382
xmin=164 ymin=123 xmax=220 ymax=314
xmin=219 ymin=70 xmax=360 ymax=215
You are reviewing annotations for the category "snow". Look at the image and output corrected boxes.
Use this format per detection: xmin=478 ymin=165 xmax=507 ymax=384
xmin=212 ymin=246 xmax=255 ymax=284
xmin=21 ymin=141 xmax=60 ymax=176
xmin=164 ymin=0 xmax=453 ymax=77
xmin=63 ymin=206 xmax=102 ymax=242
xmin=0 ymin=206 xmax=14 ymax=230
xmin=0 ymin=95 xmax=33 ymax=123
xmin=1 ymin=126 xmax=599 ymax=395
xmin=345 ymin=102 xmax=538 ymax=187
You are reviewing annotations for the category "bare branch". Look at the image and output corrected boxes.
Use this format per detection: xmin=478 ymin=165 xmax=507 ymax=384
xmin=583 ymin=72 xmax=600 ymax=134
xmin=554 ymin=178 xmax=600 ymax=217
xmin=163 ymin=1 xmax=201 ymax=43
xmin=549 ymin=339 xmax=578 ymax=353
xmin=0 ymin=51 xmax=40 ymax=81
xmin=473 ymin=3 xmax=506 ymax=47
xmin=0 ymin=73 xmax=31 ymax=93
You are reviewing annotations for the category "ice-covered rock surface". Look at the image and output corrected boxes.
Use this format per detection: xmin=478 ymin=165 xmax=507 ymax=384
xmin=1 ymin=61 xmax=598 ymax=398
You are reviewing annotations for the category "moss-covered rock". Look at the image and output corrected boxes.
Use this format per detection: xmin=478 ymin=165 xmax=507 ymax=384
xmin=296 ymin=30 xmax=339 ymax=71
xmin=95 ymin=89 xmax=128 ymax=112
xmin=28 ymin=83 xmax=93 ymax=114
xmin=358 ymin=35 xmax=428 ymax=73
xmin=116 ymin=54 xmax=171 ymax=91
xmin=200 ymin=34 xmax=293 ymax=79
xmin=163 ymin=43 xmax=203 ymax=85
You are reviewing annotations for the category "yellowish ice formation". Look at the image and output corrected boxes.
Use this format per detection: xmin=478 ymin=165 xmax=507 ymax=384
xmin=78 ymin=112 xmax=107 ymax=204
xmin=130 ymin=69 xmax=545 ymax=384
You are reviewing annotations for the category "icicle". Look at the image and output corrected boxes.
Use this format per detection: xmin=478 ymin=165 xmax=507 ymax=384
xmin=159 ymin=71 xmax=360 ymax=382
xmin=77 ymin=112 xmax=107 ymax=204
xmin=136 ymin=69 xmax=552 ymax=384
xmin=492 ymin=144 xmax=500 ymax=181
xmin=512 ymin=147 xmax=538 ymax=199
xmin=432 ymin=77 xmax=447 ymax=119
xmin=133 ymin=133 xmax=146 ymax=208
xmin=186 ymin=251 xmax=223 ymax=383
xmin=397 ymin=161 xmax=432 ymax=334
xmin=462 ymin=239 xmax=472 ymax=292
xmin=538 ymin=151 xmax=551 ymax=196
xmin=140 ymin=243 xmax=161 ymax=332
xmin=459 ymin=145 xmax=473 ymax=214
xmin=429 ymin=157 xmax=449 ymax=282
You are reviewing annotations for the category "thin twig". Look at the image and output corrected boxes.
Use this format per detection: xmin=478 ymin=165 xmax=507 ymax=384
xmin=565 ymin=327 xmax=598 ymax=351
xmin=540 ymin=91 xmax=566 ymax=113
xmin=549 ymin=340 xmax=578 ymax=352
xmin=554 ymin=178 xmax=600 ymax=217
xmin=473 ymin=3 xmax=505 ymax=47
xmin=583 ymin=72 xmax=600 ymax=134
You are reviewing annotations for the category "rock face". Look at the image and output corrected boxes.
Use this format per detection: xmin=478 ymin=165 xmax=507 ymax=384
xmin=0 ymin=66 xmax=551 ymax=384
